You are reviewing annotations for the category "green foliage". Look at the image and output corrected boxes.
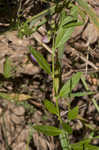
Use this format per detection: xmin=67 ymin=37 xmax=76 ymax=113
xmin=18 ymin=4 xmax=56 ymax=38
xmin=29 ymin=4 xmax=56 ymax=28
xmin=58 ymin=72 xmax=82 ymax=98
xmin=81 ymin=75 xmax=90 ymax=91
xmin=18 ymin=18 xmax=47 ymax=38
xmin=29 ymin=46 xmax=51 ymax=75
xmin=70 ymin=92 xmax=94 ymax=98
xmin=55 ymin=4 xmax=82 ymax=49
xmin=92 ymin=98 xmax=99 ymax=113
xmin=68 ymin=106 xmax=79 ymax=120
xmin=55 ymin=6 xmax=75 ymax=49
xmin=3 ymin=56 xmax=12 ymax=78
xmin=59 ymin=130 xmax=71 ymax=150
xmin=62 ymin=123 xmax=72 ymax=134
xmin=33 ymin=125 xmax=62 ymax=136
xmin=44 ymin=99 xmax=58 ymax=115
xmin=55 ymin=26 xmax=74 ymax=49
xmin=71 ymin=139 xmax=99 ymax=150
xmin=31 ymin=1 xmax=99 ymax=150
xmin=18 ymin=21 xmax=33 ymax=38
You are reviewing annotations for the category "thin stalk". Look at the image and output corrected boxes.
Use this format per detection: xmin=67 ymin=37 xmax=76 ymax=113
xmin=59 ymin=130 xmax=72 ymax=150
xmin=52 ymin=35 xmax=56 ymax=102
xmin=92 ymin=98 xmax=99 ymax=113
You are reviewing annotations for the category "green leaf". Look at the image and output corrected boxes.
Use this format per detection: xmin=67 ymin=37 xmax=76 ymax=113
xmin=3 ymin=56 xmax=12 ymax=78
xmin=85 ymin=144 xmax=99 ymax=150
xmin=29 ymin=46 xmax=51 ymax=75
xmin=44 ymin=99 xmax=58 ymax=115
xmin=58 ymin=44 xmax=64 ymax=66
xmin=63 ymin=21 xmax=83 ymax=29
xmin=71 ymin=139 xmax=99 ymax=150
xmin=62 ymin=4 xmax=84 ymax=28
xmin=62 ymin=5 xmax=82 ymax=28
xmin=70 ymin=5 xmax=78 ymax=18
xmin=72 ymin=138 xmax=90 ymax=147
xmin=62 ymin=123 xmax=72 ymax=134
xmin=29 ymin=4 xmax=56 ymax=28
xmin=59 ymin=9 xmax=67 ymax=28
xmin=70 ymin=91 xmax=94 ymax=98
xmin=81 ymin=75 xmax=89 ymax=91
xmin=59 ymin=72 xmax=82 ymax=98
xmin=55 ymin=27 xmax=64 ymax=48
xmin=55 ymin=27 xmax=74 ymax=49
xmin=92 ymin=98 xmax=99 ymax=113
xmin=68 ymin=106 xmax=79 ymax=120
xmin=33 ymin=125 xmax=62 ymax=136
xmin=62 ymin=16 xmax=75 ymax=26
xmin=56 ymin=5 xmax=80 ymax=59
xmin=62 ymin=5 xmax=78 ymax=26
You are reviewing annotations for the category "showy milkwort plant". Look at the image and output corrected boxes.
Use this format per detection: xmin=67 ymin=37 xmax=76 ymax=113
xmin=29 ymin=0 xmax=99 ymax=150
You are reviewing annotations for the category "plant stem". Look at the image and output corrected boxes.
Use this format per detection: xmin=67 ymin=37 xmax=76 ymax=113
xmin=52 ymin=35 xmax=56 ymax=102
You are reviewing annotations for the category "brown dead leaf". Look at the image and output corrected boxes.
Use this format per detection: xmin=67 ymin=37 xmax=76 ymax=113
xmin=9 ymin=93 xmax=32 ymax=101
xmin=0 ymin=92 xmax=32 ymax=101
xmin=82 ymin=23 xmax=98 ymax=44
